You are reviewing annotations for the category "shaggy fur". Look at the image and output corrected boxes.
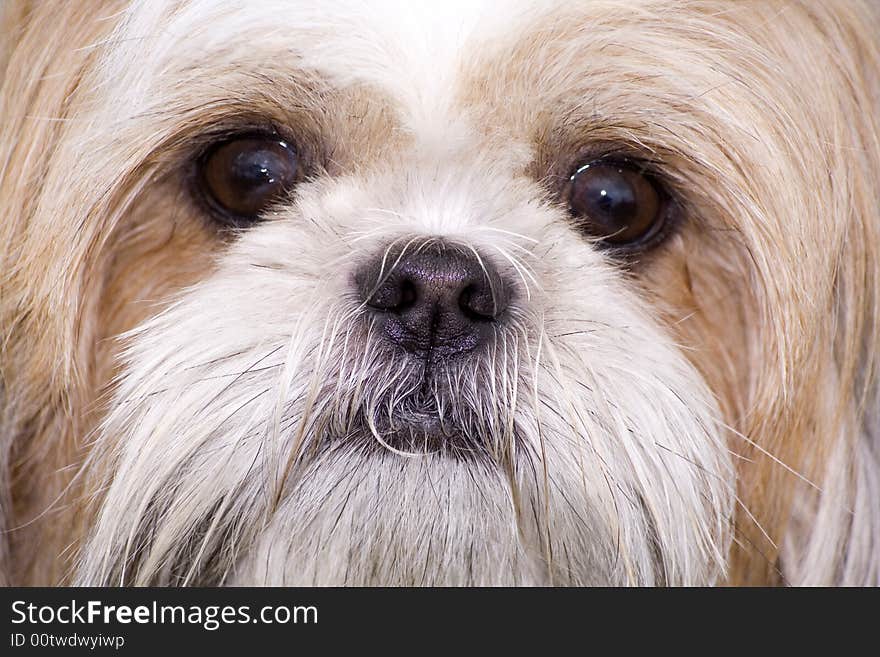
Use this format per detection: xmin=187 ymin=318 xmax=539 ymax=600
xmin=0 ymin=0 xmax=878 ymax=585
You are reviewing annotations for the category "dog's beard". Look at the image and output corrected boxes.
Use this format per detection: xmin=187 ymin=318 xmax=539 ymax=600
xmin=76 ymin=223 xmax=733 ymax=586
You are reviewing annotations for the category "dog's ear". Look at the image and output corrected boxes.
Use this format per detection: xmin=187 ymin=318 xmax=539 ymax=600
xmin=822 ymin=1 xmax=880 ymax=586
xmin=777 ymin=1 xmax=880 ymax=586
xmin=0 ymin=1 xmax=36 ymax=84
xmin=0 ymin=0 xmax=121 ymax=587
xmin=0 ymin=0 xmax=35 ymax=591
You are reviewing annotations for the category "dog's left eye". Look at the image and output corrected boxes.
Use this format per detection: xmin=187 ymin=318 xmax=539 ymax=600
xmin=565 ymin=159 xmax=668 ymax=249
xmin=197 ymin=135 xmax=300 ymax=225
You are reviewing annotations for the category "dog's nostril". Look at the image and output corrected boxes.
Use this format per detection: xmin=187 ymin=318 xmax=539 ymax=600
xmin=458 ymin=284 xmax=496 ymax=322
xmin=357 ymin=241 xmax=510 ymax=358
xmin=397 ymin=279 xmax=418 ymax=311
xmin=365 ymin=276 xmax=418 ymax=312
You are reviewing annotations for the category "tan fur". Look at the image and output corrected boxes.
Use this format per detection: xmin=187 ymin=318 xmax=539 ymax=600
xmin=1 ymin=0 xmax=879 ymax=585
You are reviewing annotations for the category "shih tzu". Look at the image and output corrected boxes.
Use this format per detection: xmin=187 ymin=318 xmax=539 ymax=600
xmin=0 ymin=0 xmax=878 ymax=586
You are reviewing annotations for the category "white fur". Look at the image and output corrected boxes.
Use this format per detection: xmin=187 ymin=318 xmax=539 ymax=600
xmin=78 ymin=162 xmax=733 ymax=585
xmin=93 ymin=0 xmax=537 ymax=150
xmin=49 ymin=0 xmax=877 ymax=586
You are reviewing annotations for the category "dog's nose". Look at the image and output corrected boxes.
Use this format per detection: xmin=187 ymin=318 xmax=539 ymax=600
xmin=357 ymin=242 xmax=510 ymax=358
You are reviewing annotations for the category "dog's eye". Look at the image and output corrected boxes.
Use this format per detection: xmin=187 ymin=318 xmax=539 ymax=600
xmin=566 ymin=160 xmax=666 ymax=248
xmin=198 ymin=135 xmax=299 ymax=225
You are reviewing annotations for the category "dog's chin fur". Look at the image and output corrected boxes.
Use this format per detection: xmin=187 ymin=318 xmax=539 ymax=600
xmin=1 ymin=0 xmax=879 ymax=586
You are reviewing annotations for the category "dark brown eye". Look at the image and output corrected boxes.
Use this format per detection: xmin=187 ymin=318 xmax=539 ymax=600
xmin=566 ymin=160 xmax=665 ymax=247
xmin=198 ymin=135 xmax=299 ymax=225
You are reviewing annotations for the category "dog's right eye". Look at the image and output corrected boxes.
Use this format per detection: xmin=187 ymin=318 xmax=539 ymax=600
xmin=197 ymin=135 xmax=300 ymax=226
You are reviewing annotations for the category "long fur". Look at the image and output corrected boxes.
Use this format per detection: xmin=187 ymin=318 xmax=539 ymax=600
xmin=0 ymin=0 xmax=878 ymax=586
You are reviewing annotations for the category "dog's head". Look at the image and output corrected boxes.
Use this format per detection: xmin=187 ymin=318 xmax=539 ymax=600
xmin=1 ymin=0 xmax=878 ymax=585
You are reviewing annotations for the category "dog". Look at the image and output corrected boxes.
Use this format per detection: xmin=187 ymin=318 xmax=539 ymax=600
xmin=0 ymin=0 xmax=878 ymax=586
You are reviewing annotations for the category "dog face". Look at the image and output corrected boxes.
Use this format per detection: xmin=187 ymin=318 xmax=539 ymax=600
xmin=1 ymin=0 xmax=878 ymax=586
